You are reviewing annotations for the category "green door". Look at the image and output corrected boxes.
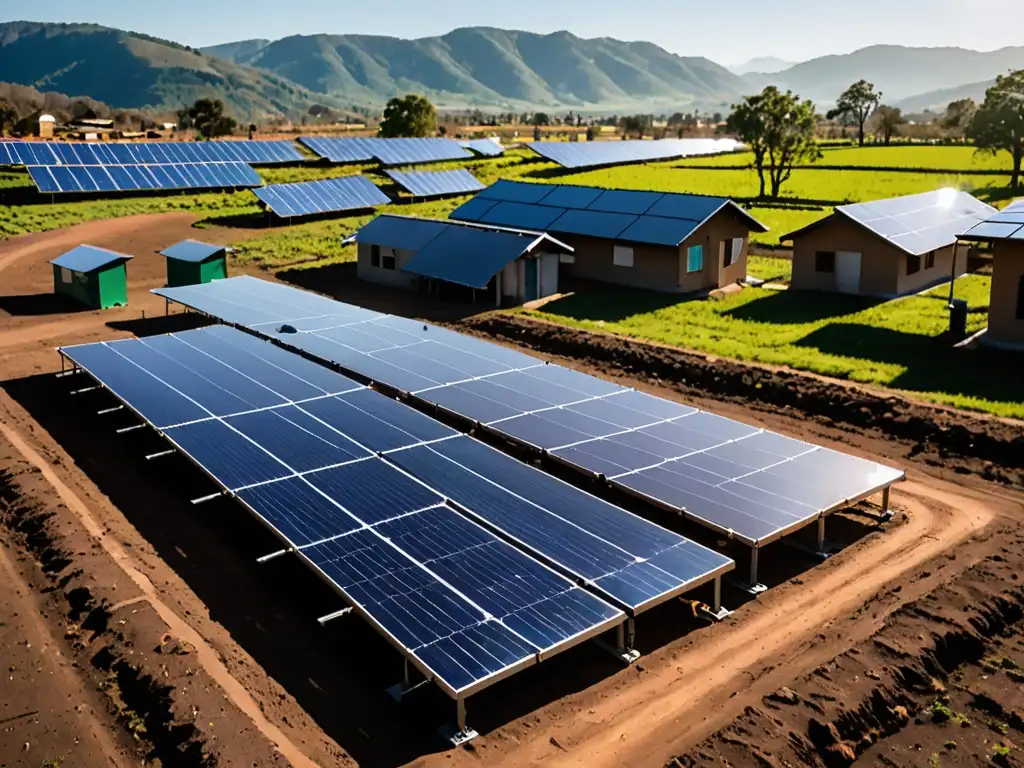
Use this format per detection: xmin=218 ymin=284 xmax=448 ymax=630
xmin=524 ymin=259 xmax=539 ymax=302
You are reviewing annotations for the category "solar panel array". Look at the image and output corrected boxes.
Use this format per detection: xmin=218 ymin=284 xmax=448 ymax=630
xmin=958 ymin=199 xmax=1024 ymax=242
xmin=299 ymin=137 xmax=472 ymax=166
xmin=0 ymin=140 xmax=304 ymax=166
xmin=385 ymin=169 xmax=485 ymax=198
xmin=29 ymin=163 xmax=262 ymax=194
xmin=153 ymin=276 xmax=904 ymax=552
xmin=823 ymin=190 xmax=996 ymax=255
xmin=460 ymin=139 xmax=504 ymax=157
xmin=450 ymin=180 xmax=766 ymax=247
xmin=528 ymin=138 xmax=741 ymax=169
xmin=253 ymin=176 xmax=390 ymax=218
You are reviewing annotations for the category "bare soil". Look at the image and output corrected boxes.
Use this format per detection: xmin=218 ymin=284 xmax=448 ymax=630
xmin=0 ymin=216 xmax=1022 ymax=768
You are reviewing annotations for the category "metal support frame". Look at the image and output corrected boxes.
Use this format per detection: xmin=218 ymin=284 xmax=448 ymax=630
xmin=740 ymin=547 xmax=768 ymax=595
xmin=97 ymin=405 xmax=124 ymax=415
xmin=880 ymin=486 xmax=894 ymax=521
xmin=316 ymin=607 xmax=352 ymax=625
xmin=597 ymin=617 xmax=639 ymax=663
xmin=438 ymin=698 xmax=478 ymax=746
xmin=708 ymin=575 xmax=731 ymax=620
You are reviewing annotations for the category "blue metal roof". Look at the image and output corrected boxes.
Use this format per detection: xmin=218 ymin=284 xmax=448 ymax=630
xmin=50 ymin=244 xmax=132 ymax=273
xmin=958 ymin=199 xmax=1024 ymax=243
xmin=402 ymin=226 xmax=543 ymax=289
xmin=355 ymin=215 xmax=449 ymax=252
xmin=160 ymin=240 xmax=226 ymax=263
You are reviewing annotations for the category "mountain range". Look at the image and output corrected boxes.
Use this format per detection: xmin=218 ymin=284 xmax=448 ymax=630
xmin=727 ymin=57 xmax=797 ymax=76
xmin=1 ymin=20 xmax=1021 ymax=120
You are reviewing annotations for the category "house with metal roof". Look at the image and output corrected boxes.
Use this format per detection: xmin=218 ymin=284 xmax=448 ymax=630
xmin=958 ymin=200 xmax=1024 ymax=347
xmin=50 ymin=245 xmax=132 ymax=309
xmin=781 ymin=189 xmax=995 ymax=297
xmin=159 ymin=240 xmax=228 ymax=287
xmin=448 ymin=180 xmax=768 ymax=294
xmin=353 ymin=214 xmax=572 ymax=305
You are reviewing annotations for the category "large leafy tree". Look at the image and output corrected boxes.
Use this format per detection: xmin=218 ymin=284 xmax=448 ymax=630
xmin=378 ymin=94 xmax=437 ymax=138
xmin=942 ymin=98 xmax=977 ymax=136
xmin=827 ymin=80 xmax=882 ymax=146
xmin=188 ymin=98 xmax=236 ymax=139
xmin=967 ymin=71 xmax=1024 ymax=189
xmin=0 ymin=100 xmax=16 ymax=137
xmin=727 ymin=86 xmax=821 ymax=199
xmin=872 ymin=105 xmax=906 ymax=146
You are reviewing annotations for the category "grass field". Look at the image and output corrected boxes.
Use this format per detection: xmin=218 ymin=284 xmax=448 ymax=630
xmin=683 ymin=144 xmax=1016 ymax=172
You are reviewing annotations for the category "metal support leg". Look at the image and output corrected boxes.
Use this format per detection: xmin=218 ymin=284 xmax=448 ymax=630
xmin=817 ymin=516 xmax=826 ymax=552
xmin=387 ymin=657 xmax=427 ymax=701
xmin=438 ymin=698 xmax=478 ymax=746
xmin=742 ymin=547 xmax=767 ymax=595
xmin=708 ymin=575 xmax=731 ymax=620
xmin=880 ymin=486 xmax=894 ymax=521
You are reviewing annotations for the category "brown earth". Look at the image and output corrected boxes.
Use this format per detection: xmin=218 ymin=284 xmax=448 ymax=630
xmin=0 ymin=215 xmax=1021 ymax=768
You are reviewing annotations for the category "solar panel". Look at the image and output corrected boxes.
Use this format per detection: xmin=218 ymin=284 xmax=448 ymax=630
xmin=401 ymin=226 xmax=538 ymax=289
xmin=958 ymin=199 xmax=1024 ymax=242
xmin=354 ymin=215 xmax=449 ymax=252
xmin=298 ymin=137 xmax=472 ymax=165
xmin=528 ymin=138 xmax=741 ymax=170
xmin=253 ymin=176 xmax=390 ymax=218
xmin=60 ymin=325 xmax=627 ymax=709
xmin=3 ymin=140 xmax=302 ymax=166
xmin=838 ymin=190 xmax=995 ymax=255
xmin=28 ymin=163 xmax=261 ymax=194
xmin=460 ymin=138 xmax=504 ymax=157
xmin=154 ymin=277 xmax=903 ymax=590
xmin=385 ymin=168 xmax=485 ymax=198
xmin=478 ymin=201 xmax=566 ymax=230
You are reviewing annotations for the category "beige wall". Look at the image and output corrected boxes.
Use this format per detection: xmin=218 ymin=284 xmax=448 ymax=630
xmin=893 ymin=243 xmax=967 ymax=295
xmin=356 ymin=242 xmax=418 ymax=290
xmin=679 ymin=211 xmax=752 ymax=291
xmin=987 ymin=242 xmax=1024 ymax=344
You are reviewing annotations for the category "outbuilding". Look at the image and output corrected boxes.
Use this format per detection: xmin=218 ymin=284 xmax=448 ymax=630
xmin=49 ymin=245 xmax=132 ymax=309
xmin=782 ymin=189 xmax=994 ymax=297
xmin=449 ymin=180 xmax=768 ymax=293
xmin=38 ymin=114 xmax=56 ymax=138
xmin=353 ymin=214 xmax=571 ymax=305
xmin=957 ymin=199 xmax=1024 ymax=347
xmin=158 ymin=240 xmax=228 ymax=287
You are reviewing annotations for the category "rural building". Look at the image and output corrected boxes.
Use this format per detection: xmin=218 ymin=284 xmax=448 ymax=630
xmin=449 ymin=180 xmax=767 ymax=293
xmin=782 ymin=189 xmax=994 ymax=297
xmin=353 ymin=214 xmax=571 ymax=305
xmin=957 ymin=199 xmax=1024 ymax=347
xmin=159 ymin=240 xmax=228 ymax=287
xmin=38 ymin=114 xmax=55 ymax=138
xmin=49 ymin=245 xmax=132 ymax=309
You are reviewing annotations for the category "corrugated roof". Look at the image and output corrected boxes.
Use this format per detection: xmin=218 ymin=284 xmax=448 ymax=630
xmin=50 ymin=244 xmax=132 ymax=273
xmin=160 ymin=240 xmax=226 ymax=263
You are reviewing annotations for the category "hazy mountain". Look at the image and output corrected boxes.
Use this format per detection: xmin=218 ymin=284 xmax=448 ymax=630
xmin=0 ymin=21 xmax=346 ymax=119
xmin=203 ymin=27 xmax=746 ymax=109
xmin=896 ymin=79 xmax=994 ymax=114
xmin=727 ymin=57 xmax=796 ymax=76
xmin=744 ymin=45 xmax=1024 ymax=105
xmin=204 ymin=38 xmax=271 ymax=62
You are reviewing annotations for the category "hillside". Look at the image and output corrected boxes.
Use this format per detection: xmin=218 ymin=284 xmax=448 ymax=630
xmin=743 ymin=45 xmax=1024 ymax=104
xmin=0 ymin=21 xmax=345 ymax=120
xmin=727 ymin=57 xmax=797 ymax=76
xmin=896 ymin=79 xmax=994 ymax=114
xmin=203 ymin=27 xmax=746 ymax=110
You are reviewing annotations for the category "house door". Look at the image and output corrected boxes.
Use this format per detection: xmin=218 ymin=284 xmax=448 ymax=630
xmin=835 ymin=251 xmax=862 ymax=294
xmin=524 ymin=259 xmax=539 ymax=301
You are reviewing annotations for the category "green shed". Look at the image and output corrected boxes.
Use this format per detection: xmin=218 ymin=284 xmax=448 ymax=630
xmin=159 ymin=240 xmax=228 ymax=287
xmin=49 ymin=245 xmax=132 ymax=310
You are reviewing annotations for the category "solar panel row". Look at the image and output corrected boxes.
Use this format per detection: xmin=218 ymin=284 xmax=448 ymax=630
xmin=957 ymin=199 xmax=1024 ymax=242
xmin=152 ymin=276 xmax=903 ymax=589
xmin=28 ymin=163 xmax=263 ymax=194
xmin=385 ymin=168 xmax=485 ymax=198
xmin=460 ymin=138 xmax=504 ymax=157
xmin=528 ymin=138 xmax=741 ymax=169
xmin=299 ymin=136 xmax=472 ymax=166
xmin=253 ymin=175 xmax=391 ymax=218
xmin=0 ymin=140 xmax=304 ymax=166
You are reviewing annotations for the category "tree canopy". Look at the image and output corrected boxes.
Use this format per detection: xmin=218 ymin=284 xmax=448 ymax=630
xmin=727 ymin=86 xmax=820 ymax=199
xmin=0 ymin=100 xmax=16 ymax=137
xmin=379 ymin=94 xmax=437 ymax=138
xmin=966 ymin=71 xmax=1024 ymax=189
xmin=872 ymin=105 xmax=906 ymax=146
xmin=187 ymin=98 xmax=236 ymax=139
xmin=943 ymin=98 xmax=977 ymax=134
xmin=827 ymin=80 xmax=882 ymax=147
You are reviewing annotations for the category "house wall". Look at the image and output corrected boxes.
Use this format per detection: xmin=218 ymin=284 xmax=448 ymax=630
xmin=893 ymin=243 xmax=966 ymax=295
xmin=53 ymin=265 xmax=92 ymax=307
xmin=987 ymin=241 xmax=1024 ymax=345
xmin=356 ymin=242 xmax=418 ymax=291
xmin=678 ymin=210 xmax=752 ymax=291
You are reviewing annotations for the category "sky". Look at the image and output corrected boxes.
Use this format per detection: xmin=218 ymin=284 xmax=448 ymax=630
xmin=2 ymin=0 xmax=1019 ymax=64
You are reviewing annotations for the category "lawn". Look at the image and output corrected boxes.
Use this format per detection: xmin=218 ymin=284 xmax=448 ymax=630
xmin=526 ymin=274 xmax=1024 ymax=418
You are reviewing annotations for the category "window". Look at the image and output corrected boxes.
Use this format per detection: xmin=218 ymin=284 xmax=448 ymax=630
xmin=815 ymin=251 xmax=835 ymax=273
xmin=906 ymin=254 xmax=921 ymax=275
xmin=559 ymin=253 xmax=576 ymax=264
xmin=613 ymin=245 xmax=634 ymax=267
xmin=686 ymin=244 xmax=703 ymax=273
xmin=382 ymin=250 xmax=396 ymax=271
xmin=925 ymin=251 xmax=936 ymax=269
xmin=723 ymin=238 xmax=743 ymax=267
xmin=1017 ymin=276 xmax=1024 ymax=321
xmin=61 ymin=267 xmax=73 ymax=284
xmin=370 ymin=244 xmax=380 ymax=268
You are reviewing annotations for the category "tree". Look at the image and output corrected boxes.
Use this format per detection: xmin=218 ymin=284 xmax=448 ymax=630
xmin=530 ymin=112 xmax=550 ymax=126
xmin=827 ymin=80 xmax=882 ymax=146
xmin=187 ymin=98 xmax=236 ymax=139
xmin=0 ymin=100 xmax=16 ymax=137
xmin=942 ymin=98 xmax=977 ymax=138
xmin=726 ymin=86 xmax=821 ymax=199
xmin=620 ymin=114 xmax=651 ymax=138
xmin=967 ymin=71 xmax=1024 ymax=189
xmin=872 ymin=105 xmax=905 ymax=146
xmin=378 ymin=94 xmax=437 ymax=138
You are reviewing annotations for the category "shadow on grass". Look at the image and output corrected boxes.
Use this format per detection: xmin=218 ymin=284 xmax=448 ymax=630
xmin=796 ymin=323 xmax=1024 ymax=405
xmin=971 ymin=182 xmax=1023 ymax=206
xmin=0 ymin=292 xmax=89 ymax=317
xmin=535 ymin=280 xmax=696 ymax=324
xmin=725 ymin=290 xmax=885 ymax=325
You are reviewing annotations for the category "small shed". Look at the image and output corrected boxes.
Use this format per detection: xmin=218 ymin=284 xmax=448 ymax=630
xmin=158 ymin=240 xmax=228 ymax=287
xmin=354 ymin=214 xmax=571 ymax=306
xmin=38 ymin=114 xmax=56 ymax=139
xmin=49 ymin=245 xmax=132 ymax=309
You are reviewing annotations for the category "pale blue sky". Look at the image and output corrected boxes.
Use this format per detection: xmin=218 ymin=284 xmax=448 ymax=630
xmin=3 ymin=0 xmax=1018 ymax=63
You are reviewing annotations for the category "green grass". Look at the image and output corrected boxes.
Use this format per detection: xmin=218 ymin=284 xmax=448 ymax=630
xmin=526 ymin=274 xmax=1024 ymax=417
xmin=746 ymin=255 xmax=792 ymax=282
xmin=683 ymin=144 xmax=1018 ymax=172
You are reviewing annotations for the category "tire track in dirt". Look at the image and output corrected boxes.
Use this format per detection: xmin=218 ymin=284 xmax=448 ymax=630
xmin=0 ymin=422 xmax=320 ymax=768
xmin=488 ymin=480 xmax=994 ymax=768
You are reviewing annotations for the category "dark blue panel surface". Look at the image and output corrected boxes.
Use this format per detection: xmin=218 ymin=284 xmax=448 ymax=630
xmin=164 ymin=419 xmax=293 ymax=490
xmin=645 ymin=195 xmax=724 ymax=221
xmin=618 ymin=215 xmax=701 ymax=247
xmin=226 ymin=407 xmax=371 ymax=472
xmin=549 ymin=209 xmax=637 ymax=239
xmin=402 ymin=226 xmax=534 ymax=289
xmin=304 ymin=460 xmax=443 ymax=524
xmin=236 ymin=477 xmax=361 ymax=546
xmin=478 ymin=201 xmax=565 ymax=230
xmin=541 ymin=185 xmax=604 ymax=209
xmin=385 ymin=169 xmax=484 ymax=198
xmin=419 ymin=383 xmax=523 ymax=423
xmin=254 ymin=176 xmax=389 ymax=218
xmin=478 ymin=179 xmax=556 ymax=203
xmin=355 ymin=215 xmax=447 ymax=252
xmin=586 ymin=189 xmax=663 ymax=215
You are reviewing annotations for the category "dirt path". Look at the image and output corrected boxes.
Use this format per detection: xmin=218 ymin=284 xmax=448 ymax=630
xmin=474 ymin=480 xmax=996 ymax=768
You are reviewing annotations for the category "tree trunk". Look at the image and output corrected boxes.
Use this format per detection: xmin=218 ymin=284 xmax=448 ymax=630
xmin=755 ymin=164 xmax=766 ymax=198
xmin=858 ymin=122 xmax=865 ymax=147
xmin=884 ymin=132 xmax=891 ymax=146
